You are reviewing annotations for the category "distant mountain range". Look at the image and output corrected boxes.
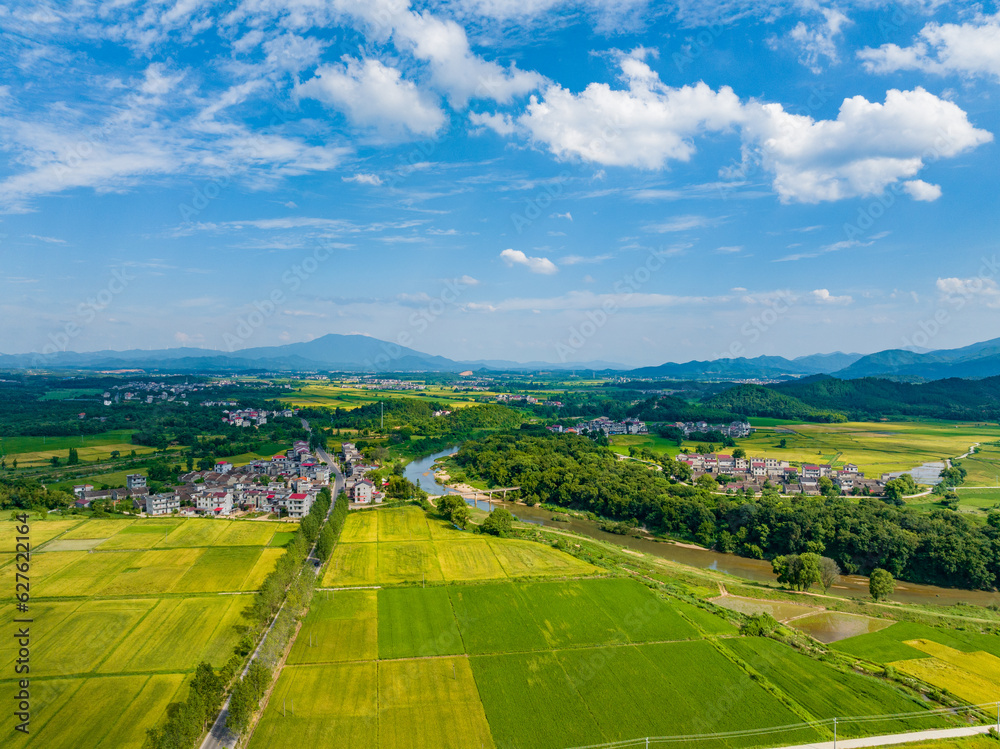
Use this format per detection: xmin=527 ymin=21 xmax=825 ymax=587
xmin=2 ymin=333 xmax=1000 ymax=381
xmin=0 ymin=334 xmax=628 ymax=373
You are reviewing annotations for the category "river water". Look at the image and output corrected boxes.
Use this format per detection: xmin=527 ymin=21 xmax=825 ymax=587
xmin=402 ymin=449 xmax=1000 ymax=607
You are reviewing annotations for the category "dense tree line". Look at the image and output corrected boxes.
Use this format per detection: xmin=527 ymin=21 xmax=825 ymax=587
xmin=763 ymin=376 xmax=1000 ymax=421
xmin=0 ymin=476 xmax=73 ymax=511
xmin=456 ymin=433 xmax=1000 ymax=590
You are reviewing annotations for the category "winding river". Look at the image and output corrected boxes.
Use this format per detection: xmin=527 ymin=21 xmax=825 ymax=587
xmin=403 ymin=449 xmax=1000 ymax=607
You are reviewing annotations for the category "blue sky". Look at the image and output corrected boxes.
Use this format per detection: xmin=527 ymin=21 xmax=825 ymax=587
xmin=2 ymin=0 xmax=999 ymax=366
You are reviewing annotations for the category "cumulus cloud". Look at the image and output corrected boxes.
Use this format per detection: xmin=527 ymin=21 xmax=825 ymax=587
xmin=500 ymin=248 xmax=559 ymax=274
xmin=936 ymin=277 xmax=1000 ymax=308
xmin=902 ymin=179 xmax=942 ymax=201
xmin=518 ymin=50 xmax=743 ymax=169
xmin=295 ymin=56 xmax=445 ymax=138
xmin=469 ymin=111 xmax=517 ymax=136
xmin=335 ymin=0 xmax=546 ymax=105
xmin=739 ymin=87 xmax=993 ymax=203
xmin=811 ymin=288 xmax=852 ymax=305
xmin=858 ymin=12 xmax=1000 ymax=81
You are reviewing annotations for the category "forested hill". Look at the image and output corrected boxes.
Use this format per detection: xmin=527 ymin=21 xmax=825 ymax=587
xmin=702 ymin=376 xmax=1000 ymax=421
xmin=769 ymin=376 xmax=1000 ymax=420
xmin=701 ymin=384 xmax=847 ymax=422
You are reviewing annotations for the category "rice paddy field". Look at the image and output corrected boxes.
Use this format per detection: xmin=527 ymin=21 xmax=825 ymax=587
xmin=0 ymin=429 xmax=169 ymax=468
xmin=2 ymin=515 xmax=292 ymax=748
xmin=320 ymin=505 xmax=598 ymax=587
xmin=613 ymin=422 xmax=1000 ymax=479
xmin=284 ymin=383 xmax=484 ymax=411
xmin=249 ymin=505 xmax=948 ymax=749
xmin=832 ymin=620 xmax=1000 ymax=706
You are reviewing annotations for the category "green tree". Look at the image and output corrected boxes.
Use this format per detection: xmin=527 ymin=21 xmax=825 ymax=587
xmin=50 ymin=456 xmax=60 ymax=467
xmin=696 ymin=474 xmax=718 ymax=491
xmin=778 ymin=438 xmax=787 ymax=448
xmin=479 ymin=507 xmax=513 ymax=537
xmin=67 ymin=447 xmax=80 ymax=466
xmin=772 ymin=553 xmax=821 ymax=591
xmin=732 ymin=447 xmax=746 ymax=460
xmin=869 ymin=568 xmax=895 ymax=601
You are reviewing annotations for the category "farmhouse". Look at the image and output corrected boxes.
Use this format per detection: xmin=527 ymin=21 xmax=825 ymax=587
xmin=145 ymin=492 xmax=180 ymax=516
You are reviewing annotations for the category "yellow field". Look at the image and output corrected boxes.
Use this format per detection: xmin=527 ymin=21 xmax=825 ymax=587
xmin=487 ymin=538 xmax=597 ymax=578
xmin=378 ymin=658 xmax=496 ymax=749
xmin=0 ymin=519 xmax=81 ymax=549
xmin=322 ymin=508 xmax=599 ymax=587
xmin=378 ymin=506 xmax=432 ymax=542
xmin=340 ymin=510 xmax=378 ymax=543
xmin=95 ymin=548 xmax=204 ymax=596
xmin=378 ymin=541 xmax=445 ymax=585
xmin=155 ymin=518 xmax=229 ymax=547
xmin=243 ymin=547 xmax=286 ymax=590
xmin=99 ymin=596 xmax=248 ymax=672
xmin=437 ymin=540 xmax=508 ymax=581
xmin=324 ymin=542 xmax=379 ymax=587
xmin=60 ymin=519 xmax=135 ymax=539
xmin=723 ymin=421 xmax=1000 ymax=477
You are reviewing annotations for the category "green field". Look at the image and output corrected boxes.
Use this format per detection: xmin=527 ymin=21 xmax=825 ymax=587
xmin=378 ymin=587 xmax=464 ymax=659
xmin=961 ymin=443 xmax=1000 ymax=487
xmin=473 ymin=642 xmax=820 ymax=749
xmin=0 ymin=429 xmax=166 ymax=467
xmin=832 ymin=621 xmax=1000 ymax=663
xmin=288 ymin=591 xmax=378 ymax=665
xmin=723 ymin=638 xmax=938 ymax=736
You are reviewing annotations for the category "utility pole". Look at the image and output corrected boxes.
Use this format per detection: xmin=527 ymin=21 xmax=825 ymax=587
xmin=833 ymin=717 xmax=837 ymax=749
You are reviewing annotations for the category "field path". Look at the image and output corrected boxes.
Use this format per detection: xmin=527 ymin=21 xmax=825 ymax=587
xmin=772 ymin=724 xmax=996 ymax=749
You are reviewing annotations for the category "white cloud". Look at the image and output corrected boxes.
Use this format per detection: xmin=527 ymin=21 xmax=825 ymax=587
xmin=500 ymin=248 xmax=558 ymax=274
xmin=457 ymin=274 xmax=480 ymax=285
xmin=335 ymin=0 xmax=546 ymax=105
xmin=858 ymin=12 xmax=1000 ymax=81
xmin=902 ymin=179 xmax=942 ymax=201
xmin=811 ymin=288 xmax=852 ymax=305
xmin=936 ymin=277 xmax=1000 ymax=308
xmin=295 ymin=56 xmax=446 ymax=138
xmin=469 ymin=111 xmax=517 ymax=136
xmin=518 ymin=50 xmax=743 ymax=169
xmin=716 ymin=245 xmax=742 ymax=253
xmin=780 ymin=2 xmax=851 ymax=73
xmin=343 ymin=173 xmax=383 ymax=185
xmin=739 ymin=87 xmax=992 ymax=203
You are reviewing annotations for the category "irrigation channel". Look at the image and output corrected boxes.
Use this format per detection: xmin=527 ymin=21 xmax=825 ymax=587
xmin=403 ymin=448 xmax=1000 ymax=608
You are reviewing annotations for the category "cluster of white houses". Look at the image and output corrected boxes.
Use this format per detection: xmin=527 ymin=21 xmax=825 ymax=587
xmin=73 ymin=441 xmax=334 ymax=519
xmin=678 ymin=453 xmax=884 ymax=495
xmin=548 ymin=417 xmax=649 ymax=436
xmin=674 ymin=421 xmax=753 ymax=439
xmin=340 ymin=443 xmax=385 ymax=504
xmin=220 ymin=407 xmax=295 ymax=427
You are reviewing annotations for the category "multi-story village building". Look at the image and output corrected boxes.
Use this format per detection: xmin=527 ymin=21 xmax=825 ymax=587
xmin=145 ymin=492 xmax=180 ymax=516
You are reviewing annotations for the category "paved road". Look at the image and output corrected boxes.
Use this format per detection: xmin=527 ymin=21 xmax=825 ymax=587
xmin=200 ymin=422 xmax=343 ymax=749
xmin=773 ymin=724 xmax=997 ymax=749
